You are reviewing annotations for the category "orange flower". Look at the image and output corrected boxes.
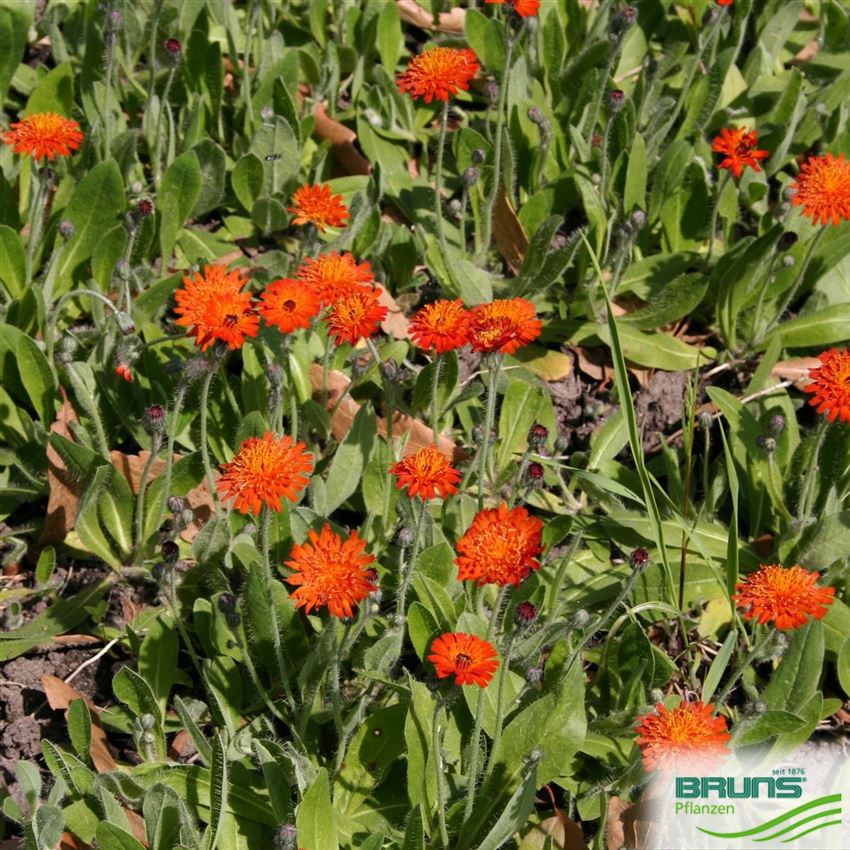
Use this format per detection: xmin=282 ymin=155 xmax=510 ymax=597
xmin=295 ymin=252 xmax=375 ymax=304
xmin=397 ymin=47 xmax=480 ymax=104
xmin=174 ymin=263 xmax=259 ymax=352
xmin=716 ymin=0 xmax=733 ymax=5
xmin=803 ymin=348 xmax=850 ymax=425
xmin=288 ymin=184 xmax=349 ymax=231
xmin=428 ymin=632 xmax=499 ymax=687
xmin=711 ymin=127 xmax=768 ymax=179
xmin=408 ymin=299 xmax=471 ymax=353
xmin=485 ymin=0 xmax=540 ymax=16
xmin=468 ymin=298 xmax=542 ymax=355
xmin=635 ymin=700 xmax=731 ymax=773
xmin=217 ymin=431 xmax=313 ymax=514
xmin=325 ymin=285 xmax=388 ymax=346
xmin=790 ymin=153 xmax=850 ymax=227
xmin=392 ymin=445 xmax=461 ymax=500
xmin=259 ymin=279 xmax=321 ymax=334
xmin=115 ymin=363 xmax=133 ymax=382
xmin=2 ymin=112 xmax=84 ymax=161
xmin=286 ymin=524 xmax=377 ymax=618
xmin=733 ymin=563 xmax=835 ymax=630
xmin=455 ymin=502 xmax=543 ymax=586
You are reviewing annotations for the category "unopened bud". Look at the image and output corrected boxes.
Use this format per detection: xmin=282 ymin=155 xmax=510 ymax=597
xmin=527 ymin=422 xmax=549 ymax=451
xmin=484 ymin=79 xmax=499 ymax=103
xmin=524 ymin=461 xmax=545 ymax=488
xmin=380 ymin=360 xmax=398 ymax=382
xmin=769 ymin=414 xmax=786 ymax=435
xmin=629 ymin=547 xmax=651 ymax=572
xmin=164 ymin=37 xmax=182 ymax=59
xmin=161 ymin=540 xmax=179 ymax=565
xmin=608 ymin=89 xmax=626 ymax=113
xmin=275 ymin=824 xmax=298 ymax=850
xmin=115 ymin=259 xmax=131 ymax=281
xmin=782 ymin=255 xmax=795 ymax=268
xmin=218 ymin=592 xmax=236 ymax=613
xmin=144 ymin=404 xmax=167 ymax=434
xmin=471 ymin=148 xmax=486 ymax=164
xmin=225 ymin=611 xmax=241 ymax=628
xmin=151 ymin=563 xmax=165 ymax=582
xmin=267 ymin=363 xmax=284 ymax=389
xmin=396 ymin=527 xmax=415 ymax=548
xmin=527 ymin=106 xmax=545 ymax=125
xmin=777 ymin=231 xmax=798 ymax=252
xmin=115 ymin=311 xmax=135 ymax=335
xmin=650 ymin=689 xmax=664 ymax=704
xmin=140 ymin=713 xmax=156 ymax=730
xmin=569 ymin=609 xmax=590 ymax=629
xmin=515 ymin=601 xmax=538 ymax=625
xmin=630 ymin=208 xmax=647 ymax=231
xmin=180 ymin=507 xmax=194 ymax=527
xmin=260 ymin=106 xmax=274 ymax=121
xmin=167 ymin=495 xmax=184 ymax=514
xmin=136 ymin=198 xmax=154 ymax=217
xmin=59 ymin=219 xmax=76 ymax=239
xmin=526 ymin=666 xmax=543 ymax=685
xmin=462 ymin=166 xmax=480 ymax=188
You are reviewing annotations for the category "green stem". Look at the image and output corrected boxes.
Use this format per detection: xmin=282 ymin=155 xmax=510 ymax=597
xmin=65 ymin=361 xmax=110 ymax=458
xmin=134 ymin=431 xmax=162 ymax=558
xmin=198 ymin=366 xmax=219 ymax=510
xmin=396 ymin=498 xmax=428 ymax=624
xmin=476 ymin=32 xmax=516 ymax=263
xmin=321 ymin=332 xmax=332 ymax=411
xmin=485 ymin=631 xmax=515 ymax=775
xmin=705 ymin=170 xmax=731 ymax=270
xmin=434 ymin=100 xmax=451 ymax=260
xmin=153 ymin=63 xmax=177 ymax=188
xmin=797 ymin=419 xmax=828 ymax=523
xmin=432 ymin=696 xmax=450 ymax=848
xmin=329 ymin=624 xmax=346 ymax=776
xmin=103 ymin=39 xmax=116 ymax=158
xmin=25 ymin=166 xmax=47 ymax=285
xmin=543 ymin=533 xmax=582 ymax=627
xmin=430 ymin=354 xmax=443 ymax=447
xmin=477 ymin=355 xmax=501 ymax=511
xmin=154 ymin=384 xmax=187 ymax=533
xmin=714 ymin=627 xmax=773 ymax=708
xmin=286 ymin=352 xmax=299 ymax=442
xmin=147 ymin=0 xmax=164 ymax=104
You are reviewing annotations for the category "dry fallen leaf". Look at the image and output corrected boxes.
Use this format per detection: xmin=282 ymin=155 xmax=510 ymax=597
xmin=376 ymin=283 xmax=410 ymax=339
xmin=493 ymin=187 xmax=529 ymax=274
xmin=770 ymin=357 xmax=818 ymax=388
xmin=606 ymin=796 xmax=637 ymax=850
xmin=396 ymin=0 xmax=466 ymax=33
xmin=39 ymin=390 xmax=81 ymax=548
xmin=309 ymin=364 xmax=464 ymax=461
xmin=313 ymin=103 xmax=371 ymax=176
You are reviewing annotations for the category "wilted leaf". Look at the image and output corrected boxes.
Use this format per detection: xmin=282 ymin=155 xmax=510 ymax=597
xmin=493 ymin=188 xmax=528 ymax=274
xmin=313 ymin=104 xmax=371 ymax=176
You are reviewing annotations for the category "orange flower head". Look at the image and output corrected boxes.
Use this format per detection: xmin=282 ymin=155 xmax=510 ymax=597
xmin=217 ymin=431 xmax=313 ymax=514
xmin=716 ymin=0 xmax=733 ymax=6
xmin=288 ymin=184 xmax=349 ymax=232
xmin=803 ymin=348 xmax=850 ymax=425
xmin=2 ymin=112 xmax=84 ymax=161
xmin=635 ymin=700 xmax=731 ymax=774
xmin=174 ymin=263 xmax=259 ymax=352
xmin=408 ymin=299 xmax=471 ymax=353
xmin=397 ymin=47 xmax=480 ymax=104
xmin=325 ymin=285 xmax=388 ymax=346
xmin=468 ymin=298 xmax=542 ymax=355
xmin=286 ymin=524 xmax=377 ymax=618
xmin=711 ymin=127 xmax=768 ymax=179
xmin=484 ymin=0 xmax=540 ymax=16
xmin=392 ymin=445 xmax=461 ymax=500
xmin=259 ymin=279 xmax=321 ymax=334
xmin=733 ymin=563 xmax=835 ymax=630
xmin=115 ymin=363 xmax=133 ymax=382
xmin=296 ymin=252 xmax=375 ymax=304
xmin=428 ymin=632 xmax=499 ymax=687
xmin=790 ymin=153 xmax=850 ymax=227
xmin=455 ymin=502 xmax=543 ymax=586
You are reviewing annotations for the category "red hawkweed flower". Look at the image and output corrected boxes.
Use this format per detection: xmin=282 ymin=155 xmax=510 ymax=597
xmin=115 ymin=363 xmax=133 ymax=382
xmin=484 ymin=0 xmax=540 ymax=16
xmin=408 ymin=299 xmax=471 ymax=353
xmin=2 ymin=112 xmax=84 ymax=161
xmin=635 ymin=700 xmax=731 ymax=773
xmin=733 ymin=563 xmax=835 ymax=630
xmin=217 ymin=431 xmax=313 ymax=514
xmin=455 ymin=502 xmax=543 ymax=586
xmin=428 ymin=632 xmax=499 ymax=687
xmin=397 ymin=47 xmax=480 ymax=104
xmin=288 ymin=184 xmax=349 ymax=232
xmin=295 ymin=252 xmax=375 ymax=304
xmin=286 ymin=524 xmax=377 ymax=618
xmin=391 ymin=445 xmax=461 ymax=500
xmin=803 ymin=348 xmax=850 ymax=425
xmin=711 ymin=127 xmax=768 ymax=179
xmin=468 ymin=298 xmax=542 ymax=355
xmin=716 ymin=0 xmax=733 ymax=5
xmin=325 ymin=286 xmax=388 ymax=346
xmin=259 ymin=279 xmax=321 ymax=334
xmin=790 ymin=153 xmax=850 ymax=227
xmin=174 ymin=264 xmax=259 ymax=352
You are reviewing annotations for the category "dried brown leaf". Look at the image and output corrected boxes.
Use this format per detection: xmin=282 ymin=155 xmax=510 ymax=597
xmin=770 ymin=357 xmax=818 ymax=388
xmin=313 ymin=104 xmax=371 ymax=176
xmin=377 ymin=283 xmax=410 ymax=339
xmin=396 ymin=0 xmax=466 ymax=33
xmin=493 ymin=187 xmax=529 ymax=274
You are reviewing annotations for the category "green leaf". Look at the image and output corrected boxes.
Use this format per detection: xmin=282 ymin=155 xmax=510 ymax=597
xmin=465 ymin=9 xmax=505 ymax=73
xmin=377 ymin=0 xmax=402 ymax=72
xmin=497 ymin=379 xmax=553 ymax=470
xmin=0 ymin=225 xmax=26 ymax=298
xmin=252 ymin=740 xmax=294 ymax=823
xmin=619 ymin=273 xmax=708 ymax=331
xmin=0 ymin=2 xmax=32 ymax=103
xmin=160 ymin=150 xmax=202 ymax=263
xmin=623 ymin=132 xmax=647 ymax=212
xmin=192 ymin=139 xmax=227 ymax=218
xmin=762 ymin=620 xmax=824 ymax=714
xmin=138 ymin=613 xmax=179 ymax=715
xmin=75 ymin=466 xmax=131 ymax=569
xmin=404 ymin=679 xmax=438 ymax=819
xmin=57 ymin=161 xmax=125 ymax=288
xmin=232 ymin=154 xmax=265 ymax=213
xmin=14 ymin=332 xmax=56 ymax=423
xmin=474 ymin=763 xmax=538 ymax=850
xmin=734 ymin=710 xmax=808 ymax=747
xmin=67 ymin=699 xmax=92 ymax=763
xmin=797 ymin=511 xmax=850 ymax=569
xmin=765 ymin=304 xmax=850 ymax=348
xmin=407 ymin=602 xmax=439 ymax=662
xmin=25 ymin=61 xmax=74 ymax=116
xmin=296 ymin=768 xmax=339 ymax=850
xmin=204 ymin=733 xmax=228 ymax=850
xmin=95 ymin=824 xmax=147 ymax=850
xmin=838 ymin=636 xmax=850 ymax=699
xmin=35 ymin=546 xmax=56 ymax=585
xmin=34 ymin=806 xmax=65 ymax=850
xmin=112 ymin=667 xmax=166 ymax=758
xmin=143 ymin=784 xmax=185 ymax=850
xmin=250 ymin=116 xmax=300 ymax=196
xmin=324 ymin=404 xmax=376 ymax=513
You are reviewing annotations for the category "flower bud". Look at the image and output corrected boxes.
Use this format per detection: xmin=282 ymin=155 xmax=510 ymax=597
xmin=777 ymin=231 xmax=798 ymax=252
xmin=569 ymin=609 xmax=590 ymax=629
xmin=608 ymin=89 xmax=626 ymax=113
xmin=179 ymin=507 xmax=194 ymax=528
xmin=260 ymin=106 xmax=274 ymax=121
xmin=514 ymin=601 xmax=538 ymax=626
xmin=527 ymin=106 xmax=545 ymax=125
xmin=524 ymin=461 xmax=545 ymax=488
xmin=151 ymin=563 xmax=165 ymax=582
xmin=527 ymin=422 xmax=549 ymax=451
xmin=630 ymin=208 xmax=647 ymax=231
xmin=225 ymin=611 xmax=241 ymax=628
xmin=782 ymin=255 xmax=795 ymax=268
xmin=554 ymin=435 xmax=570 ymax=454
xmin=140 ymin=713 xmax=156 ymax=731
xmin=462 ymin=166 xmax=480 ymax=188
xmin=629 ymin=547 xmax=651 ymax=572
xmin=526 ymin=666 xmax=543 ymax=685
xmin=266 ymin=362 xmax=284 ymax=389
xmin=484 ymin=79 xmax=499 ymax=103
xmin=380 ymin=359 xmax=399 ymax=382
xmin=167 ymin=495 xmax=184 ymax=514
xmin=164 ymin=37 xmax=182 ymax=59
xmin=161 ymin=540 xmax=179 ymax=565
xmin=144 ymin=404 xmax=167 ymax=434
xmin=115 ymin=259 xmax=131 ymax=281
xmin=59 ymin=219 xmax=76 ymax=239
xmin=242 ymin=522 xmax=257 ymax=537
xmin=769 ymin=413 xmax=786 ymax=435
xmin=471 ymin=148 xmax=486 ymax=164
xmin=650 ymin=688 xmax=665 ymax=704
xmin=115 ymin=311 xmax=135 ymax=335
xmin=275 ymin=824 xmax=298 ymax=850
xmin=218 ymin=592 xmax=237 ymax=613
xmin=136 ymin=198 xmax=154 ymax=217
xmin=396 ymin=527 xmax=416 ymax=548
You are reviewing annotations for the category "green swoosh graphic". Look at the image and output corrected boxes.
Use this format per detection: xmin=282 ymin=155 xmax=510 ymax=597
xmin=696 ymin=794 xmax=842 ymax=838
xmin=754 ymin=808 xmax=842 ymax=842
xmin=783 ymin=820 xmax=842 ymax=844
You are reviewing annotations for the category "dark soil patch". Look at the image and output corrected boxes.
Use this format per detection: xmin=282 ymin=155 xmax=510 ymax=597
xmin=634 ymin=370 xmax=687 ymax=449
